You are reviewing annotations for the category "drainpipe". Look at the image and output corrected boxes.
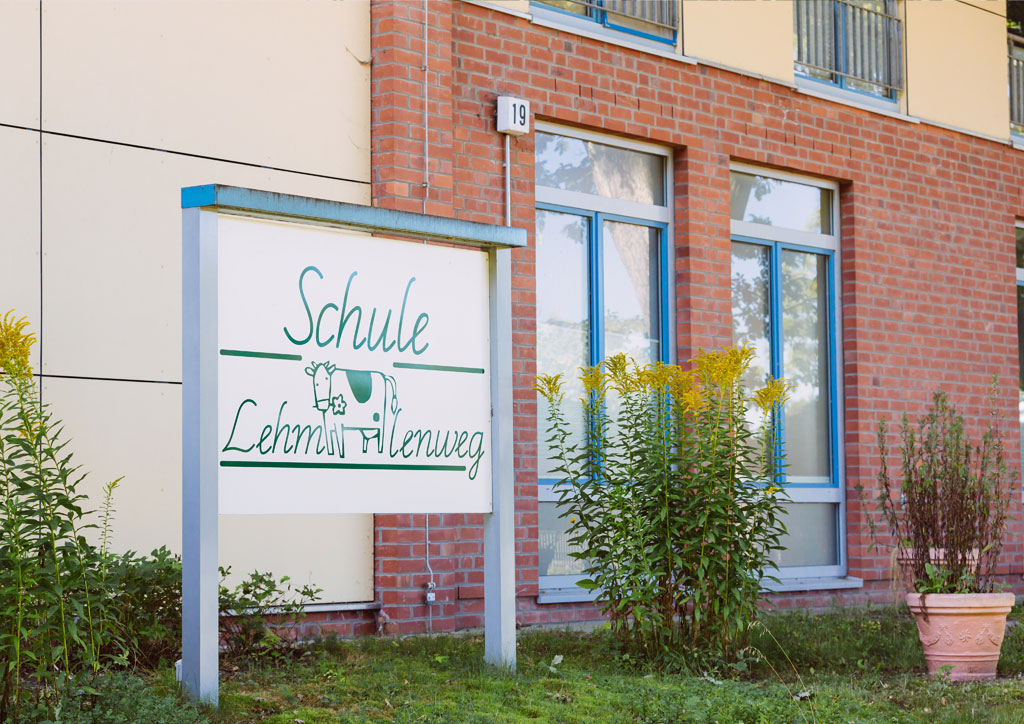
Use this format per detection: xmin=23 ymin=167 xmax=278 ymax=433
xmin=421 ymin=0 xmax=436 ymax=635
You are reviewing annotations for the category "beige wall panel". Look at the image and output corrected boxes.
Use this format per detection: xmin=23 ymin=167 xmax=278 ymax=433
xmin=0 ymin=0 xmax=39 ymax=128
xmin=221 ymin=515 xmax=374 ymax=603
xmin=41 ymin=377 xmax=374 ymax=604
xmin=42 ymin=0 xmax=370 ymax=180
xmin=959 ymin=0 xmax=1005 ymax=14
xmin=0 ymin=127 xmax=41 ymax=371
xmin=41 ymin=134 xmax=368 ymax=382
xmin=40 ymin=378 xmax=182 ymax=557
xmin=906 ymin=0 xmax=1009 ymax=139
xmin=683 ymin=0 xmax=794 ymax=83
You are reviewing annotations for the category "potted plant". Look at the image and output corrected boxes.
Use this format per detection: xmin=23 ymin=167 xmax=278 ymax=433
xmin=871 ymin=387 xmax=1015 ymax=681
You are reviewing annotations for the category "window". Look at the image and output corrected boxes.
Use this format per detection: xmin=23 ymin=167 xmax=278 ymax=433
xmin=794 ymin=0 xmax=903 ymax=101
xmin=535 ymin=126 xmax=671 ymax=600
xmin=532 ymin=0 xmax=677 ymax=44
xmin=730 ymin=166 xmax=844 ymax=580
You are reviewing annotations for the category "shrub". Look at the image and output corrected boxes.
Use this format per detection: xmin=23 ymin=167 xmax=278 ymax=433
xmin=535 ymin=347 xmax=791 ymax=669
xmin=871 ymin=388 xmax=1012 ymax=593
xmin=0 ymin=311 xmax=125 ymax=720
xmin=103 ymin=553 xmax=322 ymax=667
xmin=104 ymin=547 xmax=182 ymax=669
xmin=219 ymin=567 xmax=322 ymax=662
xmin=0 ymin=310 xmax=320 ymax=720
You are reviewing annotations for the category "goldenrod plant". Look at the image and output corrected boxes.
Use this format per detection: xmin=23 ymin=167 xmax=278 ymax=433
xmin=536 ymin=346 xmax=791 ymax=670
xmin=0 ymin=310 xmax=122 ymax=721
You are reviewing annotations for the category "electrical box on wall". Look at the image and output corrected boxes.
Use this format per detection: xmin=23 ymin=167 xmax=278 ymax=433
xmin=496 ymin=96 xmax=530 ymax=136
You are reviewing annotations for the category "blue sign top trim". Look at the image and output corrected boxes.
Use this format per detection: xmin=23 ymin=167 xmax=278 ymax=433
xmin=181 ymin=184 xmax=527 ymax=250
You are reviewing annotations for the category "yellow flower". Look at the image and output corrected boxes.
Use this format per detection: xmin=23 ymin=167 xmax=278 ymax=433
xmin=579 ymin=364 xmax=607 ymax=401
xmin=604 ymin=353 xmax=639 ymax=394
xmin=692 ymin=344 xmax=756 ymax=390
xmin=753 ymin=377 xmax=795 ymax=411
xmin=18 ymin=419 xmax=42 ymax=441
xmin=0 ymin=310 xmax=35 ymax=376
xmin=766 ymin=486 xmax=779 ymax=495
xmin=679 ymin=383 xmax=705 ymax=412
xmin=533 ymin=372 xmax=565 ymax=404
xmin=640 ymin=361 xmax=675 ymax=392
xmin=663 ymin=367 xmax=699 ymax=409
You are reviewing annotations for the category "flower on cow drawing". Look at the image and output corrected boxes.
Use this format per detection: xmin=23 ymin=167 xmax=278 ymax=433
xmin=330 ymin=393 xmax=347 ymax=416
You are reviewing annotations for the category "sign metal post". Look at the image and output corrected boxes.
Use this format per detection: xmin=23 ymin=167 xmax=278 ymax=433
xmin=181 ymin=207 xmax=220 ymax=703
xmin=484 ymin=247 xmax=515 ymax=670
xmin=181 ymin=186 xmax=524 ymax=703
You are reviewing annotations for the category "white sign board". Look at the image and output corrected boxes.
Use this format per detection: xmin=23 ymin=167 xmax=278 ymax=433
xmin=182 ymin=187 xmax=521 ymax=705
xmin=215 ymin=214 xmax=492 ymax=514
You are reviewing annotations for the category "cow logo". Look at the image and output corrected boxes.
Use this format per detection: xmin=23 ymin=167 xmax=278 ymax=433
xmin=305 ymin=361 xmax=398 ymax=458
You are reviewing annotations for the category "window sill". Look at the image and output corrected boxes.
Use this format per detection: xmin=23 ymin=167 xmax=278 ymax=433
xmin=302 ymin=601 xmax=381 ymax=614
xmin=538 ymin=576 xmax=864 ymax=604
xmin=762 ymin=576 xmax=863 ymax=594
xmin=794 ymin=77 xmax=914 ymax=123
xmin=537 ymin=586 xmax=600 ymax=604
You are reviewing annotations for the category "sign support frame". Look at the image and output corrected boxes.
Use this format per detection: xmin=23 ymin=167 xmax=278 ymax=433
xmin=181 ymin=186 xmax=525 ymax=704
xmin=181 ymin=207 xmax=220 ymax=703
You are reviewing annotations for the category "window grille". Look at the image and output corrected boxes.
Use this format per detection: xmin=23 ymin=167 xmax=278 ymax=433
xmin=534 ymin=0 xmax=678 ymax=41
xmin=1010 ymin=36 xmax=1024 ymax=134
xmin=603 ymin=0 xmax=677 ymax=34
xmin=795 ymin=0 xmax=903 ymax=97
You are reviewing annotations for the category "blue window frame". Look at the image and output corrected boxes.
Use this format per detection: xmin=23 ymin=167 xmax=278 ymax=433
xmin=794 ymin=0 xmax=903 ymax=102
xmin=535 ymin=205 xmax=669 ymax=596
xmin=532 ymin=0 xmax=678 ymax=45
xmin=536 ymin=202 xmax=670 ymax=488
xmin=731 ymin=236 xmax=840 ymax=489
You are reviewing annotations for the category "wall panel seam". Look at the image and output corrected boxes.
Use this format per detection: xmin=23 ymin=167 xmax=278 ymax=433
xmin=24 ymin=126 xmax=371 ymax=186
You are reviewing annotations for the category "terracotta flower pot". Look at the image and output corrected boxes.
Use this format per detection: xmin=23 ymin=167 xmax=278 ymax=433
xmin=905 ymin=592 xmax=1015 ymax=681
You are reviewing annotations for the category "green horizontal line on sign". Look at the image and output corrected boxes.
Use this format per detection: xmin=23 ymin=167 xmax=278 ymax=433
xmin=220 ymin=461 xmax=466 ymax=472
xmin=220 ymin=349 xmax=303 ymax=362
xmin=393 ymin=362 xmax=485 ymax=374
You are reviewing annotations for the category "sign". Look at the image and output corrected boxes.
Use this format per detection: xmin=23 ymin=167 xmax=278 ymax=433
xmin=496 ymin=96 xmax=530 ymax=136
xmin=182 ymin=186 xmax=524 ymax=706
xmin=216 ymin=215 xmax=491 ymax=514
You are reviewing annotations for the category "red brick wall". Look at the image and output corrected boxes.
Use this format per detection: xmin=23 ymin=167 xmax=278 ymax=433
xmin=368 ymin=0 xmax=1024 ymax=633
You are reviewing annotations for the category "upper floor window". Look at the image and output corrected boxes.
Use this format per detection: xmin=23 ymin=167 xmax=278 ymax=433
xmin=1011 ymin=38 xmax=1024 ymax=136
xmin=794 ymin=0 xmax=903 ymax=101
xmin=533 ymin=0 xmax=677 ymax=44
xmin=1009 ymin=3 xmax=1024 ymax=135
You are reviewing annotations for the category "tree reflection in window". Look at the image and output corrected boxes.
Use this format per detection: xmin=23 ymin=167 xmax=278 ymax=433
xmin=536 ymin=132 xmax=665 ymax=206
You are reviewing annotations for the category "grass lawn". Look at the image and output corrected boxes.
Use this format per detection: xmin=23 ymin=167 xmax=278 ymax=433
xmin=134 ymin=604 xmax=1024 ymax=724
